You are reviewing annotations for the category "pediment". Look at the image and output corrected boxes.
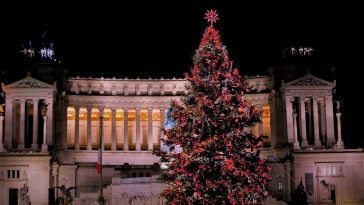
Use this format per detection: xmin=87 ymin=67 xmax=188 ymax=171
xmin=285 ymin=74 xmax=334 ymax=87
xmin=3 ymin=76 xmax=54 ymax=90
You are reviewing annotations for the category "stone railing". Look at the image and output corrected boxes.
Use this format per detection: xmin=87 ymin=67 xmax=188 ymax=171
xmin=67 ymin=75 xmax=272 ymax=96
xmin=68 ymin=77 xmax=187 ymax=96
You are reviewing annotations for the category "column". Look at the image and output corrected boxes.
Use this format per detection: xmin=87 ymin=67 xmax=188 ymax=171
xmin=293 ymin=112 xmax=300 ymax=149
xmin=42 ymin=116 xmax=48 ymax=151
xmin=306 ymin=99 xmax=313 ymax=142
xmin=148 ymin=108 xmax=153 ymax=151
xmin=111 ymin=108 xmax=117 ymax=151
xmin=74 ymin=106 xmax=80 ymax=150
xmin=86 ymin=106 xmax=92 ymax=150
xmin=319 ymin=99 xmax=326 ymax=143
xmin=284 ymin=96 xmax=294 ymax=143
xmin=19 ymin=99 xmax=26 ymax=149
xmin=4 ymin=98 xmax=13 ymax=147
xmin=0 ymin=115 xmax=4 ymax=152
xmin=160 ymin=107 xmax=165 ymax=148
xmin=269 ymin=91 xmax=277 ymax=148
xmin=336 ymin=112 xmax=344 ymax=149
xmin=312 ymin=97 xmax=320 ymax=146
xmin=299 ymin=97 xmax=308 ymax=146
xmin=135 ymin=108 xmax=141 ymax=151
xmin=325 ymin=95 xmax=335 ymax=144
xmin=32 ymin=98 xmax=39 ymax=149
xmin=99 ymin=107 xmax=104 ymax=150
xmin=46 ymin=98 xmax=54 ymax=146
xmin=123 ymin=108 xmax=129 ymax=151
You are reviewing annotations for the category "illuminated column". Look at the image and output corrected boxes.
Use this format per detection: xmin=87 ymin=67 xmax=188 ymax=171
xmin=148 ymin=108 xmax=153 ymax=151
xmin=299 ymin=97 xmax=308 ymax=147
xmin=46 ymin=98 xmax=53 ymax=146
xmin=257 ymin=105 xmax=263 ymax=137
xmin=136 ymin=108 xmax=141 ymax=151
xmin=312 ymin=97 xmax=320 ymax=146
xmin=307 ymin=99 xmax=313 ymax=142
xmin=285 ymin=96 xmax=294 ymax=143
xmin=99 ymin=107 xmax=105 ymax=150
xmin=42 ymin=115 xmax=48 ymax=151
xmin=335 ymin=101 xmax=344 ymax=149
xmin=86 ymin=106 xmax=92 ymax=150
xmin=325 ymin=95 xmax=335 ymax=144
xmin=123 ymin=108 xmax=129 ymax=151
xmin=32 ymin=98 xmax=39 ymax=149
xmin=74 ymin=106 xmax=80 ymax=150
xmin=293 ymin=111 xmax=300 ymax=149
xmin=4 ymin=98 xmax=13 ymax=147
xmin=160 ymin=107 xmax=165 ymax=147
xmin=19 ymin=98 xmax=26 ymax=149
xmin=111 ymin=108 xmax=117 ymax=151
xmin=0 ymin=115 xmax=3 ymax=152
xmin=319 ymin=99 xmax=326 ymax=143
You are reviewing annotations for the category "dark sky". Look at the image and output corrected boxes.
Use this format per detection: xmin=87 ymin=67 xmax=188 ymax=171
xmin=0 ymin=1 xmax=362 ymax=147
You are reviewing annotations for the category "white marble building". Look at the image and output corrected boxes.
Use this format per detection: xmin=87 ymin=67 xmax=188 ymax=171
xmin=0 ymin=67 xmax=363 ymax=205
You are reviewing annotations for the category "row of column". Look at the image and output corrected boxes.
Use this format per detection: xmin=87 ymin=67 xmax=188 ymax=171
xmin=69 ymin=106 xmax=166 ymax=151
xmin=1 ymin=98 xmax=50 ymax=151
xmin=287 ymin=95 xmax=339 ymax=148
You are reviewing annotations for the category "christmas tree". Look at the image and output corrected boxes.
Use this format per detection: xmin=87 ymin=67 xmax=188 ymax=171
xmin=161 ymin=10 xmax=271 ymax=204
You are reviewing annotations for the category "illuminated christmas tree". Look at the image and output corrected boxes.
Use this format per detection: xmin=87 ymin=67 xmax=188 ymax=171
xmin=161 ymin=10 xmax=271 ymax=204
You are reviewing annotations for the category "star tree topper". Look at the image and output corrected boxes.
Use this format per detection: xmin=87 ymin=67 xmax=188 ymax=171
xmin=204 ymin=9 xmax=219 ymax=26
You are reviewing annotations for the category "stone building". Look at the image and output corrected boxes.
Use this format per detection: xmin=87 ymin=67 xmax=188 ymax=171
xmin=0 ymin=51 xmax=363 ymax=205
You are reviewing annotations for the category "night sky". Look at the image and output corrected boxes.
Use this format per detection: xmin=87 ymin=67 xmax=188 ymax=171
xmin=0 ymin=2 xmax=362 ymax=147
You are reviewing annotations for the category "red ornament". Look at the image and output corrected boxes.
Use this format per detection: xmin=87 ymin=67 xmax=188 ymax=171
xmin=238 ymin=107 xmax=244 ymax=113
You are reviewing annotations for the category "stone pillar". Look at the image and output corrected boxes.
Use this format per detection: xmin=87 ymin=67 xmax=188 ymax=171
xmin=148 ymin=108 xmax=153 ymax=151
xmin=293 ymin=112 xmax=300 ymax=149
xmin=336 ymin=112 xmax=344 ymax=149
xmin=32 ymin=98 xmax=39 ymax=149
xmin=335 ymin=101 xmax=344 ymax=149
xmin=111 ymin=108 xmax=117 ymax=151
xmin=0 ymin=116 xmax=4 ymax=152
xmin=74 ymin=106 xmax=80 ymax=150
xmin=325 ymin=95 xmax=335 ymax=144
xmin=99 ymin=107 xmax=104 ymax=150
xmin=19 ymin=99 xmax=26 ymax=149
xmin=42 ymin=116 xmax=48 ymax=151
xmin=319 ymin=99 xmax=326 ymax=143
xmin=306 ymin=99 xmax=313 ymax=143
xmin=46 ymin=98 xmax=54 ymax=146
xmin=299 ymin=97 xmax=308 ymax=146
xmin=160 ymin=108 xmax=165 ymax=148
xmin=136 ymin=108 xmax=141 ymax=151
xmin=285 ymin=96 xmax=294 ymax=143
xmin=123 ymin=108 xmax=129 ymax=151
xmin=269 ymin=91 xmax=277 ymax=148
xmin=312 ymin=97 xmax=320 ymax=146
xmin=4 ymin=98 xmax=13 ymax=147
xmin=86 ymin=106 xmax=92 ymax=150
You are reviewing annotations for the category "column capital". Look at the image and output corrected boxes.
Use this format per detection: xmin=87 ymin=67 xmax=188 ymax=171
xmin=20 ymin=98 xmax=26 ymax=103
xmin=73 ymin=105 xmax=81 ymax=110
xmin=135 ymin=107 xmax=141 ymax=112
xmin=33 ymin=97 xmax=40 ymax=102
xmin=299 ymin=96 xmax=306 ymax=101
xmin=312 ymin=96 xmax=319 ymax=100
xmin=86 ymin=105 xmax=93 ymax=111
xmin=110 ymin=107 xmax=117 ymax=112
xmin=98 ymin=106 xmax=105 ymax=113
xmin=147 ymin=107 xmax=154 ymax=111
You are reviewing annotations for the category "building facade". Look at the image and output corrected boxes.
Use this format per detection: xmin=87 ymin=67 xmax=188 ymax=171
xmin=0 ymin=63 xmax=363 ymax=205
